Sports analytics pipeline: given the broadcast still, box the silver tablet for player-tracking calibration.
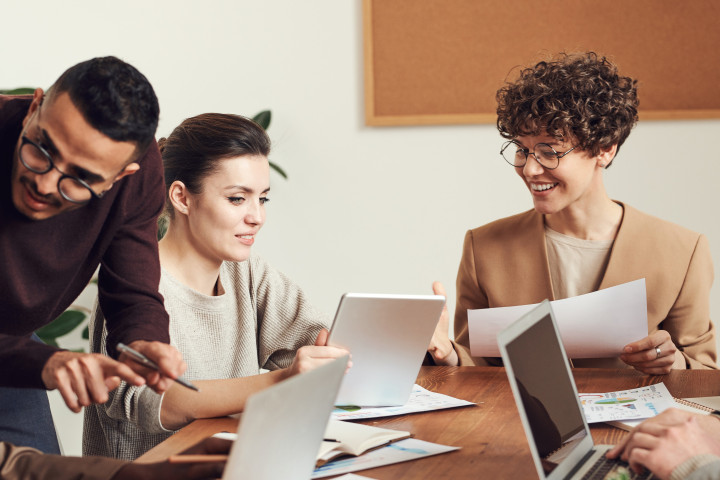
[327,293,445,406]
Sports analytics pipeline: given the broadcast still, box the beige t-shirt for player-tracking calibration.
[545,227,618,367]
[544,226,614,300]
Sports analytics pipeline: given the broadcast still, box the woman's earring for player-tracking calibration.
[599,162,606,167]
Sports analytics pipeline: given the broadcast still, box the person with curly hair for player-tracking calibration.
[426,52,716,373]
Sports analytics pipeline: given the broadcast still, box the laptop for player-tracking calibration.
[327,293,445,406]
[221,355,348,480]
[497,300,653,479]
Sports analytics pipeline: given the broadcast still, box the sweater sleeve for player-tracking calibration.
[671,455,720,480]
[102,381,169,435]
[663,234,717,369]
[0,442,126,480]
[0,334,57,388]
[251,257,331,370]
[89,302,170,434]
[98,143,170,358]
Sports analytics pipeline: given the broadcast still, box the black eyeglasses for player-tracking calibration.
[18,135,105,204]
[500,140,576,170]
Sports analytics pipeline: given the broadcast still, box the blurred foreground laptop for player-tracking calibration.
[327,293,445,406]
[221,355,348,480]
[497,300,653,480]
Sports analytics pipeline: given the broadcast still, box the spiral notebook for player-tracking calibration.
[606,396,714,431]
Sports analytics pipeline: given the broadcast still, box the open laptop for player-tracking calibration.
[497,300,653,480]
[327,293,445,406]
[221,355,348,480]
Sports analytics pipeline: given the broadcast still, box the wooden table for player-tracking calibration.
[137,366,720,478]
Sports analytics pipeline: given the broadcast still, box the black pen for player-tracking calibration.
[117,342,200,392]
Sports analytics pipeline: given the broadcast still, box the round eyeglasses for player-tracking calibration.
[500,140,576,170]
[18,135,105,204]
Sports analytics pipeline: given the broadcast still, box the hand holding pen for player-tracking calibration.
[117,342,199,392]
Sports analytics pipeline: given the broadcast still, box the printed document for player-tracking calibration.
[331,385,475,421]
[311,438,459,479]
[579,383,676,423]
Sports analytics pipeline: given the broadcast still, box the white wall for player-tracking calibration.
[3,0,720,457]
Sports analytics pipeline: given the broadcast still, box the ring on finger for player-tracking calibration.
[655,346,661,359]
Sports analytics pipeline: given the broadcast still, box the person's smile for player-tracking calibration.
[529,181,559,194]
[19,176,62,211]
[235,233,256,246]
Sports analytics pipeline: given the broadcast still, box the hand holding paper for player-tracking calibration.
[620,329,683,375]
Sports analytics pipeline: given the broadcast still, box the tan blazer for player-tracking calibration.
[454,203,717,369]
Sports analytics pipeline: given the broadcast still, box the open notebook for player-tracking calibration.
[498,300,653,479]
[221,356,348,480]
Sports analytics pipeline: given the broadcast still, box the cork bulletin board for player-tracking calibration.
[363,0,720,126]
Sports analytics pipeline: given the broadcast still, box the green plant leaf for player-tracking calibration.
[82,325,89,340]
[252,110,272,130]
[250,110,287,180]
[269,161,288,179]
[35,310,87,343]
[157,215,169,241]
[0,87,35,95]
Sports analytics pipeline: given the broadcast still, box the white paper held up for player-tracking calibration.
[468,279,647,358]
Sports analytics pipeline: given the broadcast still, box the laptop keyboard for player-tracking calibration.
[580,455,653,480]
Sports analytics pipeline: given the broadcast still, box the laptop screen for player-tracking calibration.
[504,310,589,476]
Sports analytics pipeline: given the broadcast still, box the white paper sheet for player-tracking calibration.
[580,382,676,423]
[468,279,647,358]
[331,385,475,421]
[311,438,459,479]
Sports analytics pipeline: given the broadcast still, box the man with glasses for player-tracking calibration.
[0,57,187,453]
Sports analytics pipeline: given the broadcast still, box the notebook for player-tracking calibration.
[607,396,713,431]
[327,293,445,406]
[497,300,653,479]
[221,355,349,480]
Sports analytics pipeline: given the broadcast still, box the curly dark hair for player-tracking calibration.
[496,52,639,162]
